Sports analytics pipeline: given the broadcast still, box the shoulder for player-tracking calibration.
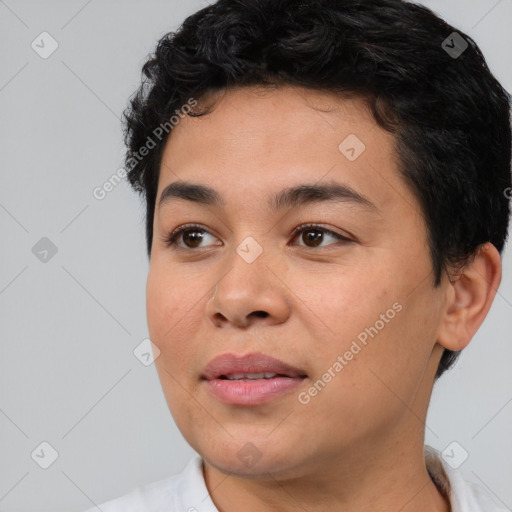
[82,454,211,512]
[425,445,508,512]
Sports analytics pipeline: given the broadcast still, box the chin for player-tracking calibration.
[193,433,308,478]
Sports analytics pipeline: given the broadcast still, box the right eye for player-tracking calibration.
[163,224,221,250]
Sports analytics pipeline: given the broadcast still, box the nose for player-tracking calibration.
[205,246,291,329]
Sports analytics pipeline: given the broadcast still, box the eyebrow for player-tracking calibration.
[158,180,378,212]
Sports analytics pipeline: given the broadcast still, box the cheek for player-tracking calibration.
[146,263,172,341]
[146,262,208,428]
[291,261,435,385]
[146,261,204,362]
[285,263,393,347]
[336,282,443,409]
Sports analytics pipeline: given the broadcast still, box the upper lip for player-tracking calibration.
[202,353,307,380]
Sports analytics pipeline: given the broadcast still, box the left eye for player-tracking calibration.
[291,224,350,248]
[164,223,350,250]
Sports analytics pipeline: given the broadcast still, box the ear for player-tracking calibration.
[437,242,502,352]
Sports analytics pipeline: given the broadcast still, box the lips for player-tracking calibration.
[201,353,307,406]
[202,353,306,380]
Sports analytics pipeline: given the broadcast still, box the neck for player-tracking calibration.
[203,437,451,512]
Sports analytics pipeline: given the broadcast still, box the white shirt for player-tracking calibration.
[84,447,508,511]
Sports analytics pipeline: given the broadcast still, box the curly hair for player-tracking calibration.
[122,0,511,379]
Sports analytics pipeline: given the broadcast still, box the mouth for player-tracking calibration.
[218,372,291,380]
[201,353,307,406]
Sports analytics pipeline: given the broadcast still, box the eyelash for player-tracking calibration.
[163,223,352,250]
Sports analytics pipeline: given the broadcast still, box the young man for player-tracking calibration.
[86,0,511,510]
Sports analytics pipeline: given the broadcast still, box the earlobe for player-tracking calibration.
[437,243,502,352]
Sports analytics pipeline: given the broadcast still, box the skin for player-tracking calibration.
[146,85,501,512]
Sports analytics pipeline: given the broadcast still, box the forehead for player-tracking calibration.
[157,85,413,217]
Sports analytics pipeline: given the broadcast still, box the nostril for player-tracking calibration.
[252,311,269,318]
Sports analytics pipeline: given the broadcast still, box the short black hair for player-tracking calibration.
[122,0,511,379]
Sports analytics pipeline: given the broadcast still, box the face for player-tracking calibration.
[147,86,449,480]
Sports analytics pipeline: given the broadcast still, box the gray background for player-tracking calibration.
[0,0,511,510]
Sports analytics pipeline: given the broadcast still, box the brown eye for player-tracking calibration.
[292,224,351,248]
[301,228,325,247]
[165,224,219,249]
[181,229,206,248]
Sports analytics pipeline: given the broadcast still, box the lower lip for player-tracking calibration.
[204,377,305,405]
